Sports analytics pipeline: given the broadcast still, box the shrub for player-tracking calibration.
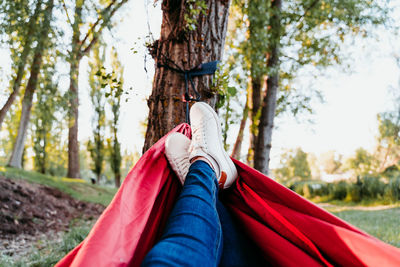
[384,177,400,202]
[330,181,348,200]
[302,183,313,199]
[347,183,361,202]
[360,176,385,199]
[291,183,304,196]
[312,183,330,197]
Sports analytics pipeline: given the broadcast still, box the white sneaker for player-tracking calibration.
[165,132,191,185]
[189,102,238,188]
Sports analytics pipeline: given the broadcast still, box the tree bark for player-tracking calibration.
[231,97,248,160]
[67,57,81,178]
[0,0,43,130]
[254,0,282,175]
[8,0,54,168]
[66,0,83,178]
[142,0,231,152]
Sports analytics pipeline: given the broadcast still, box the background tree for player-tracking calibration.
[274,147,311,181]
[143,0,231,151]
[107,47,123,188]
[226,0,389,174]
[8,0,55,168]
[87,43,106,183]
[320,151,343,174]
[373,112,400,174]
[31,59,64,174]
[346,148,374,176]
[246,0,271,165]
[375,62,400,172]
[255,0,389,174]
[0,0,42,130]
[66,0,129,178]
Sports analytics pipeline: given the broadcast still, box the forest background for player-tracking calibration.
[1,0,400,264]
[0,0,400,203]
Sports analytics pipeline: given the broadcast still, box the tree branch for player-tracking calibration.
[80,0,128,56]
[285,0,320,40]
[79,0,118,51]
[61,0,73,26]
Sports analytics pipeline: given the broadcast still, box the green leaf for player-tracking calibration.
[227,86,237,96]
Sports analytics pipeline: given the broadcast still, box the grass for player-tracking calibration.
[322,203,400,248]
[0,166,118,206]
[0,166,118,266]
[0,219,93,267]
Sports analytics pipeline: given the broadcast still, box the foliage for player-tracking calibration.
[229,0,389,120]
[385,178,400,203]
[106,47,123,187]
[288,180,330,199]
[319,151,343,174]
[0,0,38,62]
[374,109,400,174]
[274,148,311,180]
[345,148,375,176]
[0,96,22,162]
[87,43,107,182]
[289,174,400,203]
[277,0,389,107]
[65,0,129,178]
[211,63,240,150]
[31,52,67,175]
[184,0,208,31]
[90,46,124,186]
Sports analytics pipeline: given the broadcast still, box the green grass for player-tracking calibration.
[0,219,93,267]
[0,166,118,266]
[323,204,400,248]
[0,166,117,206]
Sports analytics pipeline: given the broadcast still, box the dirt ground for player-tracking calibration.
[0,176,105,258]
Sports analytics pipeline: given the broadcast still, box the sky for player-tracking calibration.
[1,1,399,169]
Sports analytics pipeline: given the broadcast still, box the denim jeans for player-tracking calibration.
[142,160,257,267]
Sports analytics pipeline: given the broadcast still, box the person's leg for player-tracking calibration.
[217,198,264,267]
[142,160,222,267]
[143,102,239,266]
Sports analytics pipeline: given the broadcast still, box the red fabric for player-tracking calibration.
[56,124,400,267]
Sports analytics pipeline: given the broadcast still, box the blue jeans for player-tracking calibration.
[142,161,257,267]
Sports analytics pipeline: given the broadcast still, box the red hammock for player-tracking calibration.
[56,124,400,267]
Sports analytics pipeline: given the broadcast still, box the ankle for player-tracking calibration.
[190,156,214,171]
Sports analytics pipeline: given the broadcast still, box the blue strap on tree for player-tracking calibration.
[158,60,219,124]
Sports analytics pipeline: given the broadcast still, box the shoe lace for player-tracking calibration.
[175,154,189,173]
[190,127,206,152]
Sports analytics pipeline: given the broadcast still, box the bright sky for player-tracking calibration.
[1,1,399,169]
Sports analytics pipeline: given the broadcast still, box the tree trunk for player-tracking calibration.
[254,0,282,175]
[8,82,36,168]
[0,90,22,131]
[67,57,81,178]
[247,78,262,166]
[96,173,101,184]
[115,173,121,188]
[67,0,83,178]
[142,0,231,152]
[8,0,54,169]
[231,97,248,160]
[0,0,43,130]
